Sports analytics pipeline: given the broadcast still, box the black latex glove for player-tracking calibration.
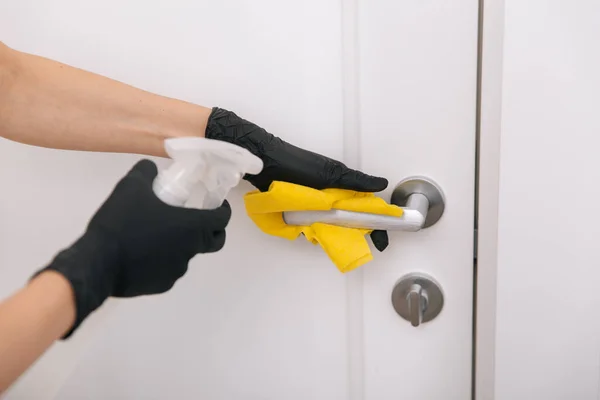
[36,160,231,338]
[205,107,389,251]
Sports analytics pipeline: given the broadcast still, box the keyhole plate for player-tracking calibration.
[391,272,444,325]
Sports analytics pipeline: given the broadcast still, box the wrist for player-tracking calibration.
[39,230,120,338]
[29,270,77,338]
[133,100,212,157]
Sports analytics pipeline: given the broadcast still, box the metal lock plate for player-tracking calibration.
[391,273,444,326]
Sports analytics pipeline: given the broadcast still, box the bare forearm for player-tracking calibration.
[0,271,75,393]
[0,42,210,157]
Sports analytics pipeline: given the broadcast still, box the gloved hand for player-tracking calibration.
[205,107,390,251]
[36,160,231,338]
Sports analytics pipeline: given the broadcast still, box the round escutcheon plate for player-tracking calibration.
[390,176,446,228]
[391,272,444,325]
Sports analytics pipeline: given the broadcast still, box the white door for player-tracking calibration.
[0,1,478,399]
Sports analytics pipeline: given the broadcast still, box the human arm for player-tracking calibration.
[0,160,231,393]
[0,41,389,247]
[0,41,386,194]
[0,271,75,392]
[0,41,210,157]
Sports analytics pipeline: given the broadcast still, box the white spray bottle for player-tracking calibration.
[152,137,263,208]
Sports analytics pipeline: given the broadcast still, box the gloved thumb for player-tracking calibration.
[126,159,159,184]
[370,230,389,252]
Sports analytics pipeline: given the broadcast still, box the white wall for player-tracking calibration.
[492,1,600,399]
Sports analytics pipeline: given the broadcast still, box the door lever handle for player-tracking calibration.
[282,177,445,231]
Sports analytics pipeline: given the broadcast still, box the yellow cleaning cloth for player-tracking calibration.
[244,181,403,273]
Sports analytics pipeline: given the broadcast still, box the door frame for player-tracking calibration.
[474,0,505,399]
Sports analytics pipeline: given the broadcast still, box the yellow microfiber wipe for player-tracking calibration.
[244,181,403,273]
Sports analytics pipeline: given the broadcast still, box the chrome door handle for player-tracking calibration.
[282,176,445,231]
[391,273,444,327]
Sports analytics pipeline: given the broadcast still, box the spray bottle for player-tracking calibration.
[152,137,263,208]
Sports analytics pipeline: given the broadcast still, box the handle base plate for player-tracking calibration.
[391,177,445,229]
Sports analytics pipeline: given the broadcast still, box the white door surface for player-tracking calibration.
[0,1,478,399]
[490,1,600,399]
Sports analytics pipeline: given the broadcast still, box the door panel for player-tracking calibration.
[358,1,477,399]
[0,0,477,399]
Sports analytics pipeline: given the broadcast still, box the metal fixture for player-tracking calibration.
[282,176,445,231]
[391,273,444,327]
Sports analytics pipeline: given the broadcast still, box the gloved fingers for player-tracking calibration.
[125,159,159,184]
[153,277,180,295]
[174,200,233,230]
[246,174,272,192]
[198,229,227,254]
[90,160,159,221]
[174,263,189,280]
[112,260,189,297]
[370,230,389,252]
[211,229,227,252]
[335,168,388,192]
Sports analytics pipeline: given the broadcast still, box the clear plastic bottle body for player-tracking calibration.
[152,160,200,207]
